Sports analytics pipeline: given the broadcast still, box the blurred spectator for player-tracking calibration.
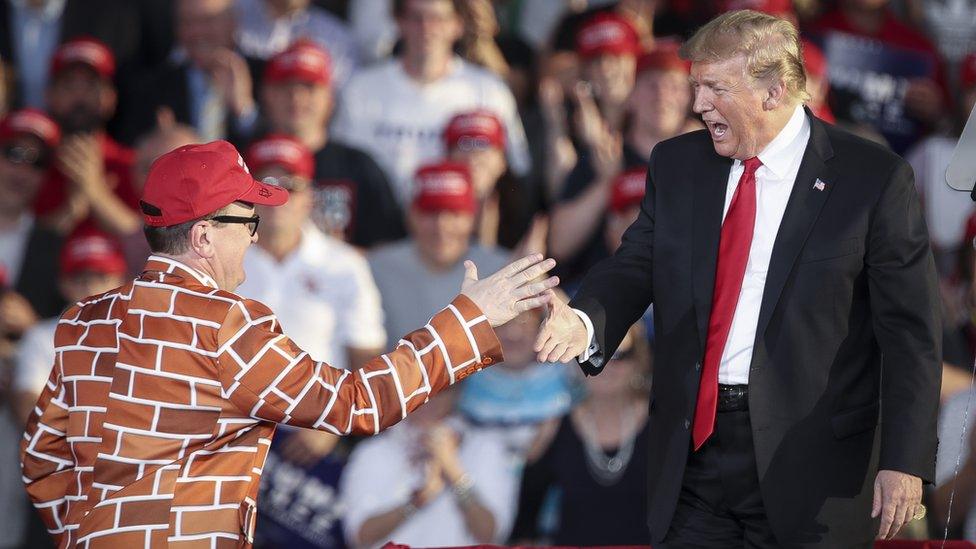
[915,0,976,83]
[12,227,126,425]
[933,384,976,540]
[118,0,259,145]
[942,213,976,391]
[348,0,397,63]
[341,389,517,547]
[260,40,405,248]
[0,109,64,325]
[803,39,836,123]
[332,0,531,207]
[539,11,642,201]
[239,134,386,373]
[368,161,509,349]
[809,0,950,153]
[0,56,7,116]
[718,0,798,26]
[604,167,647,253]
[906,52,976,275]
[549,46,694,286]
[457,0,510,79]
[125,114,200,274]
[0,0,147,110]
[510,324,651,545]
[35,38,142,237]
[235,0,361,88]
[237,134,384,549]
[458,307,575,455]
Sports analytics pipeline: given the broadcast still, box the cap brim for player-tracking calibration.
[239,178,290,206]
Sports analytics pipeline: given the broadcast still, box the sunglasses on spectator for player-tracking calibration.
[2,144,50,169]
[261,175,309,192]
[210,214,260,237]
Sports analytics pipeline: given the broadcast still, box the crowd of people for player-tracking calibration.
[0,0,975,547]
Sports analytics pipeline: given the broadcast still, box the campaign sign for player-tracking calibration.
[823,31,935,154]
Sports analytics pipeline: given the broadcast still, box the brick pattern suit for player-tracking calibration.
[21,256,502,548]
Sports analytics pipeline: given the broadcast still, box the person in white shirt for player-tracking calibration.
[237,133,387,462]
[331,0,531,206]
[340,388,517,548]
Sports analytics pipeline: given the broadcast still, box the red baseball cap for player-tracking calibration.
[0,108,61,149]
[412,162,476,214]
[443,110,505,152]
[264,39,332,86]
[576,13,641,60]
[245,134,315,180]
[719,0,794,16]
[961,52,976,90]
[51,37,116,80]
[636,45,690,75]
[140,140,289,227]
[803,40,828,80]
[610,167,647,212]
[60,228,127,276]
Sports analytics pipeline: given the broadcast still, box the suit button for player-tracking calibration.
[684,419,691,429]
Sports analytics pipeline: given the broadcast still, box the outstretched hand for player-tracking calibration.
[534,290,589,363]
[461,254,559,327]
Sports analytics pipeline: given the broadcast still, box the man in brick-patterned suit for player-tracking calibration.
[19,140,558,548]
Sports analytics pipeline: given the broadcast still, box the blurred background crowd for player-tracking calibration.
[0,0,975,547]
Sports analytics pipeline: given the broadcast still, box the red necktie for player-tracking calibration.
[692,156,762,450]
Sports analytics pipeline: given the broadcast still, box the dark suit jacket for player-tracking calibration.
[569,109,942,547]
[14,223,64,320]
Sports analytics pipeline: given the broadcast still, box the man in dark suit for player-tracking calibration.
[535,10,941,548]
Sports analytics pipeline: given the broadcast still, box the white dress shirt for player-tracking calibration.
[577,105,811,386]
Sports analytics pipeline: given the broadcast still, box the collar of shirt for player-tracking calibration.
[735,104,810,180]
[143,255,219,290]
[9,0,66,21]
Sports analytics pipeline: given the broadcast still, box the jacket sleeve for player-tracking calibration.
[866,158,942,484]
[215,294,503,435]
[20,351,74,544]
[569,146,657,376]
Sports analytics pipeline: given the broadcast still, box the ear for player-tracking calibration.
[763,79,788,111]
[188,220,217,259]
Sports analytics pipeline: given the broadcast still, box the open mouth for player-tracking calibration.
[706,121,729,140]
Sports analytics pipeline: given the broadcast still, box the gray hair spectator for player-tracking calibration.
[260,40,404,248]
[332,0,531,207]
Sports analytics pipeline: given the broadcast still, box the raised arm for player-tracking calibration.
[216,255,558,435]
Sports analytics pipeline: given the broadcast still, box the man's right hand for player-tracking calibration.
[534,290,589,363]
[461,254,559,327]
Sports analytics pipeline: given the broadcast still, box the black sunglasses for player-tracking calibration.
[211,214,260,236]
[2,144,50,169]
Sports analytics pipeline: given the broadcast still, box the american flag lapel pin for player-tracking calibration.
[813,179,826,191]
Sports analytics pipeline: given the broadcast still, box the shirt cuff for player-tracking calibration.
[571,308,600,365]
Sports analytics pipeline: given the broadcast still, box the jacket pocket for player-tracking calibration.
[831,401,879,439]
[799,237,863,264]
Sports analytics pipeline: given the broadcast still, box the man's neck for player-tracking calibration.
[749,104,799,159]
[400,52,453,84]
[296,125,328,152]
[414,244,464,273]
[257,228,303,263]
[841,3,886,35]
[626,125,667,159]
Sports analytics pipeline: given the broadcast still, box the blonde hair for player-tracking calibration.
[680,10,810,103]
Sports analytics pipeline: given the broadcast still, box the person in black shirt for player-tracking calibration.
[511,324,652,546]
[260,39,404,248]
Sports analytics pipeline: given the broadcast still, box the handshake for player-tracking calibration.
[459,253,591,365]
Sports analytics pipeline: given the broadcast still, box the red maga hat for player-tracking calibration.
[140,140,289,227]
[412,162,476,214]
[443,110,505,152]
[51,37,116,80]
[245,134,315,179]
[610,167,648,212]
[264,39,332,86]
[576,13,641,60]
[0,108,61,149]
[961,52,976,90]
[60,228,127,276]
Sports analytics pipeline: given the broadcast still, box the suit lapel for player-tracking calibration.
[691,150,733,353]
[753,110,836,342]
